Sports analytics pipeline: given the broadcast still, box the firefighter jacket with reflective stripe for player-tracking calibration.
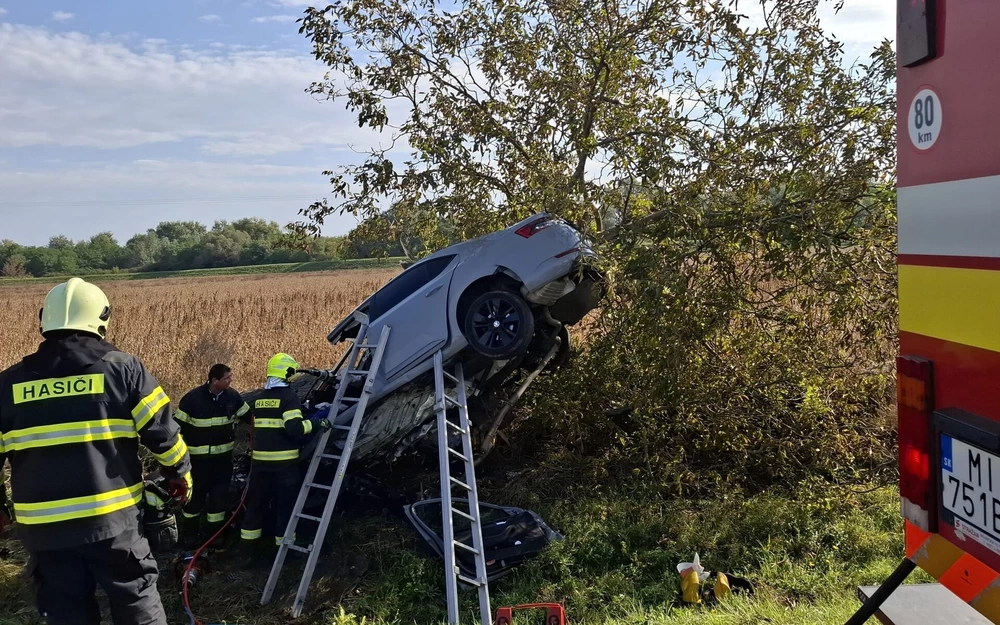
[250,386,310,470]
[174,384,249,457]
[0,333,192,552]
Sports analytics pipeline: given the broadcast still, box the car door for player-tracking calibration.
[367,254,458,379]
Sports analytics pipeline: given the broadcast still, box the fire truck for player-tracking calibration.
[848,1,1000,623]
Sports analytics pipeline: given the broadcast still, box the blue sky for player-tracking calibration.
[0,0,893,246]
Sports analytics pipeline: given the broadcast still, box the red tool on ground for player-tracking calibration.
[494,603,566,625]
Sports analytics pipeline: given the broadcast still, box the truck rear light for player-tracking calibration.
[897,355,935,531]
[516,216,553,238]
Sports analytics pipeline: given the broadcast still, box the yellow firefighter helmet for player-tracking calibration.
[40,277,112,338]
[266,353,298,380]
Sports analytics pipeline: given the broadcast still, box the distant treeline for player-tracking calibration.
[0,218,348,278]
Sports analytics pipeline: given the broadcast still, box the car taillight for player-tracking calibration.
[516,216,553,238]
[897,355,935,532]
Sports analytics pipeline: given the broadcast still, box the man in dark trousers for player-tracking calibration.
[0,277,193,625]
[237,352,327,564]
[174,363,250,545]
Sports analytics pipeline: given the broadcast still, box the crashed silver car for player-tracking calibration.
[286,212,604,467]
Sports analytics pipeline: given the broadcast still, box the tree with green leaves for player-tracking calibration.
[48,235,74,250]
[294,0,897,490]
[1,254,27,278]
[154,221,208,244]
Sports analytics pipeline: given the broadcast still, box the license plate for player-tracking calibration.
[941,434,1000,554]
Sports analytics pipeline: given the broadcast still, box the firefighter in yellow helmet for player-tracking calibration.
[237,353,327,564]
[0,277,192,625]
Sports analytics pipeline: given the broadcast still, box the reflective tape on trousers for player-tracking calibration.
[252,449,298,461]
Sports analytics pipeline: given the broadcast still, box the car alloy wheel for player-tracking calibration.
[463,289,535,360]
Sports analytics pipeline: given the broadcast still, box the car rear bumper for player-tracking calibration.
[549,267,604,325]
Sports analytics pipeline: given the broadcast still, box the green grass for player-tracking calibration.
[0,453,929,625]
[0,258,406,285]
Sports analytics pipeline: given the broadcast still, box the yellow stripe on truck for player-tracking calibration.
[973,582,1000,623]
[899,264,1000,353]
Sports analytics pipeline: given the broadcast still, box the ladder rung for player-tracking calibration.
[447,447,469,463]
[320,453,342,460]
[332,425,353,431]
[443,371,459,384]
[454,540,480,555]
[355,342,377,349]
[444,394,462,407]
[458,574,485,586]
[449,476,472,490]
[450,507,476,522]
[445,420,467,434]
[339,397,360,403]
[307,482,333,491]
[297,513,322,523]
[346,369,368,375]
[285,543,311,554]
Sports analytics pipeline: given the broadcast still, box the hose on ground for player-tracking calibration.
[182,423,255,625]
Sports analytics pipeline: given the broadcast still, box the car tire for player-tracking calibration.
[462,289,535,360]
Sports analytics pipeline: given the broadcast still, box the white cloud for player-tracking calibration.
[51,11,74,22]
[0,22,408,242]
[269,0,317,6]
[0,8,8,16]
[251,15,298,23]
[736,0,892,61]
[818,0,894,54]
[0,23,399,154]
[199,14,222,22]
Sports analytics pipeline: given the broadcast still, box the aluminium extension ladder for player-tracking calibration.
[259,331,492,625]
[433,349,492,625]
[260,322,391,617]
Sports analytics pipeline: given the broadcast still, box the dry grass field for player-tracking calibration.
[0,269,400,398]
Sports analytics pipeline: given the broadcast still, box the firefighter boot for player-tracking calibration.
[178,512,202,549]
[232,538,271,569]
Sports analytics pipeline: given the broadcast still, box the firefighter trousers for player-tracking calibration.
[181,453,234,525]
[240,464,300,545]
[27,524,167,625]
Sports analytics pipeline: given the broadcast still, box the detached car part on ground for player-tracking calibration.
[246,212,604,471]
[403,498,564,584]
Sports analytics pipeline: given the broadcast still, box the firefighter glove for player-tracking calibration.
[311,414,332,430]
[168,471,194,508]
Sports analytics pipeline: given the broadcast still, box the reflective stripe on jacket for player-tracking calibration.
[174,384,249,455]
[0,333,192,551]
[250,386,309,469]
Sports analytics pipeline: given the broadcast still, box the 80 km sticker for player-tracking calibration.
[909,88,941,150]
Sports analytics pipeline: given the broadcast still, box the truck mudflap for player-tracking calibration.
[905,520,1000,623]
